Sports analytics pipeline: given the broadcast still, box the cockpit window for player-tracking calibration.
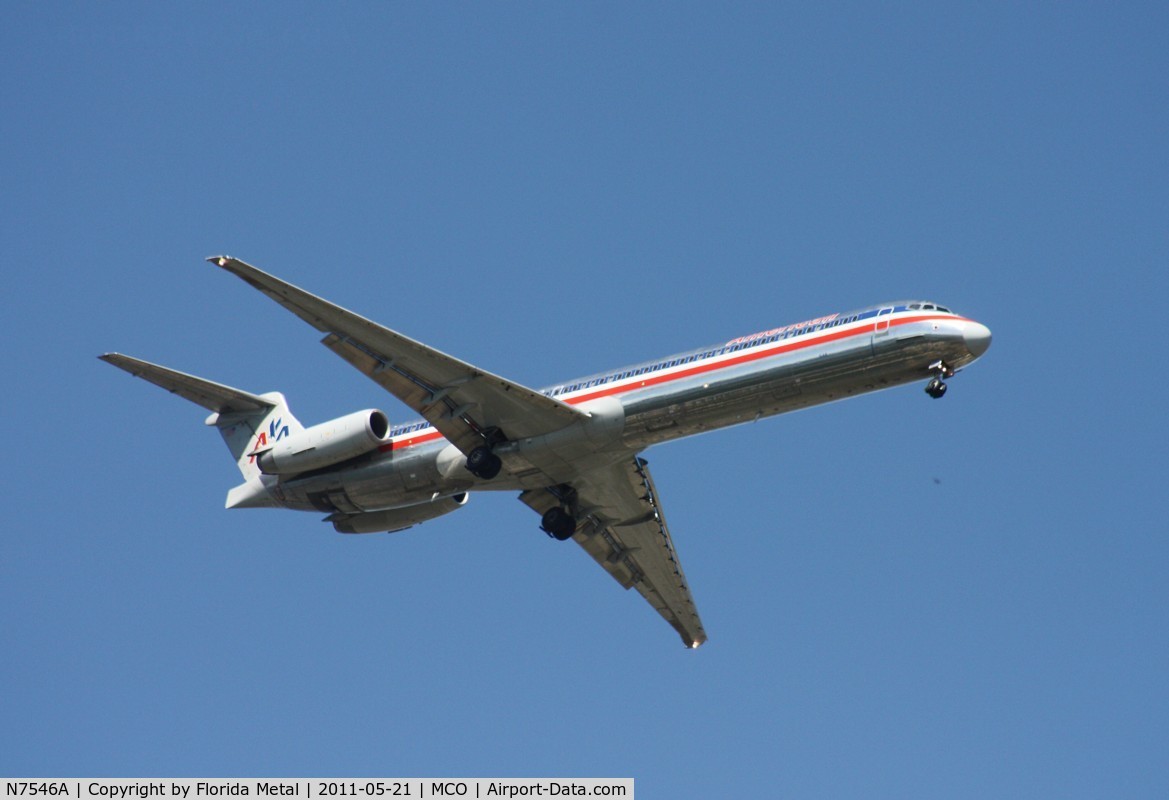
[909,303,921,310]
[924,303,935,310]
[938,306,951,313]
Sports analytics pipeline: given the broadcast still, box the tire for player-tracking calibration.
[541,507,576,541]
[466,447,502,480]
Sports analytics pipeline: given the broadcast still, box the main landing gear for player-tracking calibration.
[465,446,502,480]
[925,360,955,399]
[541,506,578,541]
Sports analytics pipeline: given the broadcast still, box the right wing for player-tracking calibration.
[209,258,706,645]
[520,456,707,648]
[211,256,587,457]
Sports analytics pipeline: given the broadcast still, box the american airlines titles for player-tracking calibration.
[725,313,841,347]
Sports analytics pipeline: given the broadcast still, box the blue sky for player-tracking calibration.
[3,3,1167,795]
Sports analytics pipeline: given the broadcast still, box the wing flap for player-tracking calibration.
[521,457,707,648]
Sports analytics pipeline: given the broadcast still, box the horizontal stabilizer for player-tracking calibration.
[99,353,274,414]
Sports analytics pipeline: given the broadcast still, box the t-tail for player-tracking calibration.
[98,353,304,507]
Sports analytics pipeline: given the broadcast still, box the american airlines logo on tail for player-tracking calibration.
[249,418,290,462]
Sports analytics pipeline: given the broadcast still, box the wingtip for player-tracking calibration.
[99,353,143,377]
[207,255,274,293]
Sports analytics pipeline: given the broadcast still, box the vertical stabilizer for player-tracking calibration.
[205,392,306,479]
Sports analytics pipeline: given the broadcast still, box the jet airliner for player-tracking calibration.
[102,257,992,647]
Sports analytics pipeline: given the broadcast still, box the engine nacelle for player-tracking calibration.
[256,409,390,475]
[330,493,470,534]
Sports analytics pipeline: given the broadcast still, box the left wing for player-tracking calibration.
[210,256,586,456]
[520,456,707,648]
[213,257,706,646]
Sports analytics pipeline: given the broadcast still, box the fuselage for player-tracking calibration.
[268,301,991,514]
[104,257,998,644]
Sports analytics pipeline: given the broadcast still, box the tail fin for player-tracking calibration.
[205,392,305,480]
[98,353,305,479]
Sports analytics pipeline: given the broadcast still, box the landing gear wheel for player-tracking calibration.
[541,507,577,541]
[924,360,953,399]
[466,446,502,480]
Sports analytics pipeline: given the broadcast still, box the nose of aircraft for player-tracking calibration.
[964,321,992,358]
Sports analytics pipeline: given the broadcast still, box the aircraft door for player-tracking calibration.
[871,307,894,351]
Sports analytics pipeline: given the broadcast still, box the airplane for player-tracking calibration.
[101,256,992,648]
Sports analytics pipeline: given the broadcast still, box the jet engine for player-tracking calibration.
[256,409,390,475]
[329,493,470,534]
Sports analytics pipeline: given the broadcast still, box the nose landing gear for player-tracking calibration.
[925,360,955,399]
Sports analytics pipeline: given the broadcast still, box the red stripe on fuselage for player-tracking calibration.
[378,314,959,452]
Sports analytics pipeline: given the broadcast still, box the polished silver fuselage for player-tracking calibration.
[103,258,994,645]
[269,306,990,515]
